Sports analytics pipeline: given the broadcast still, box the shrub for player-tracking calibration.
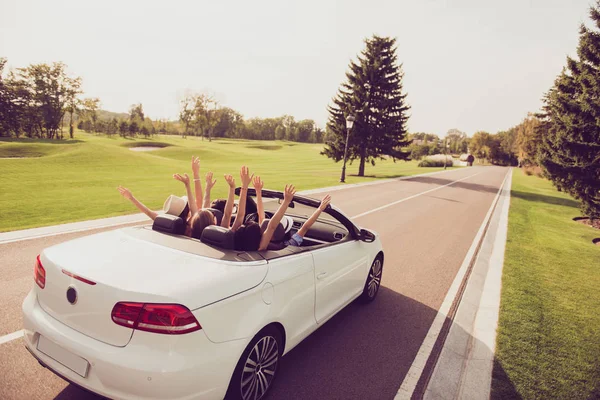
[523,166,544,178]
[418,154,453,167]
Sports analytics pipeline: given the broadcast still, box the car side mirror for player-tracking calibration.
[359,229,375,243]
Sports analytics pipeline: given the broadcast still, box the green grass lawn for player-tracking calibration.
[0,131,451,232]
[492,171,600,399]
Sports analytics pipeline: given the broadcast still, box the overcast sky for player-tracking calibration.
[0,0,593,135]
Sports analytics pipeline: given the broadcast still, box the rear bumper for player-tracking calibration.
[22,289,246,400]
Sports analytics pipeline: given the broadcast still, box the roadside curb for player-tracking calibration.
[0,167,463,244]
[423,168,513,400]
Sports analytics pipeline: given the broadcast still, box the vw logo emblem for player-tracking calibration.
[66,286,78,305]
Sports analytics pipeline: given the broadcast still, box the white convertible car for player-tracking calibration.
[22,189,384,400]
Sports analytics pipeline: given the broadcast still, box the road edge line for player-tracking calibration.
[394,169,510,399]
[0,329,24,345]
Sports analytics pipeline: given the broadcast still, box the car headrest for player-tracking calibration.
[201,225,235,249]
[260,216,294,242]
[152,214,186,235]
[204,208,224,226]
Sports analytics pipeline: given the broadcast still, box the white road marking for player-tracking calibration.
[351,172,481,219]
[0,329,23,345]
[395,169,510,399]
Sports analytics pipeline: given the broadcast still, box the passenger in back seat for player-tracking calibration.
[220,166,297,251]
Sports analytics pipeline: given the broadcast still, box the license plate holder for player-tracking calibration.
[37,335,90,378]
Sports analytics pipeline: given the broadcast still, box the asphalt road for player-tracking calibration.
[0,166,508,400]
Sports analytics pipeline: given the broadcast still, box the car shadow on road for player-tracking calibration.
[52,287,521,400]
[404,176,502,195]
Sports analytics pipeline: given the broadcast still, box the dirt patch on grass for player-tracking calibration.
[573,217,600,230]
[129,147,163,152]
[246,144,283,151]
[121,141,171,149]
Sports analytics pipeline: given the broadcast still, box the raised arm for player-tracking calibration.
[221,174,236,228]
[258,184,296,251]
[191,156,203,211]
[231,166,253,232]
[203,171,217,209]
[297,194,331,238]
[173,173,198,216]
[252,175,265,225]
[117,186,158,220]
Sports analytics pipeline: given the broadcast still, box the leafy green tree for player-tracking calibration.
[7,62,79,139]
[64,76,82,139]
[446,129,468,154]
[470,131,493,162]
[179,96,194,138]
[80,98,100,132]
[140,125,149,137]
[515,114,543,166]
[538,1,600,218]
[129,103,145,122]
[323,35,411,176]
[107,118,118,136]
[296,120,315,142]
[118,120,129,137]
[128,121,139,137]
[0,58,21,137]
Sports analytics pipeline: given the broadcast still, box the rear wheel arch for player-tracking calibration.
[376,251,384,265]
[262,322,286,354]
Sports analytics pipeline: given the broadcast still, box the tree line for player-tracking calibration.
[0,58,326,143]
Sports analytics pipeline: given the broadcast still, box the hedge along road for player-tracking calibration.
[0,166,508,400]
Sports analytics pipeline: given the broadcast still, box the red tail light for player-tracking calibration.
[111,302,201,335]
[34,255,46,289]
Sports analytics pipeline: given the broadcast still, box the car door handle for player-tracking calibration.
[317,272,327,280]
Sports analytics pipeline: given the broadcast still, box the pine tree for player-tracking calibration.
[322,35,411,176]
[539,2,600,219]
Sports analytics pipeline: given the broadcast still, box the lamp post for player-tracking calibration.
[444,139,450,170]
[340,114,355,183]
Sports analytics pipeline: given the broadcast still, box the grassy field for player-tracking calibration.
[0,132,450,232]
[492,171,600,399]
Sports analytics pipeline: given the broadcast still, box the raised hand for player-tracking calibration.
[224,174,236,189]
[240,165,253,188]
[191,156,200,176]
[252,175,264,191]
[318,194,332,211]
[283,184,296,203]
[117,186,133,200]
[205,171,217,190]
[173,173,190,186]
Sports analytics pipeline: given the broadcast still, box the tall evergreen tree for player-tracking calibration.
[323,35,411,176]
[539,2,600,219]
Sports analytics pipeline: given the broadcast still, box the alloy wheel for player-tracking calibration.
[240,335,279,400]
[368,258,382,298]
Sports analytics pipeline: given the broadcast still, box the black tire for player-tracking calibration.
[225,326,283,400]
[359,255,383,303]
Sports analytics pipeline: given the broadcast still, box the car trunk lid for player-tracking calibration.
[37,227,267,347]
